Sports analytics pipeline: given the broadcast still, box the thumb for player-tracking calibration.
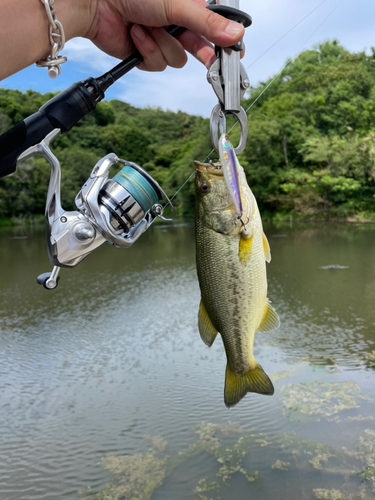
[165,0,245,47]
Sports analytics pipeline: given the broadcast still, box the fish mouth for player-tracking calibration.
[194,161,223,177]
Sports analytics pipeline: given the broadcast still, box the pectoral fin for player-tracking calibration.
[239,233,253,266]
[257,301,280,332]
[262,232,271,263]
[198,300,218,347]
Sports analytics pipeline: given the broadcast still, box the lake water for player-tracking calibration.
[0,220,374,500]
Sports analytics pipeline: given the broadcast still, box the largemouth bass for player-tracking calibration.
[195,146,280,408]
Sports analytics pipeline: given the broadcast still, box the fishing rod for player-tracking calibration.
[0,0,251,290]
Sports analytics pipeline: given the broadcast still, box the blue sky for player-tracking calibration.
[2,0,375,117]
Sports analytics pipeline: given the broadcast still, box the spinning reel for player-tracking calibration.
[19,129,173,290]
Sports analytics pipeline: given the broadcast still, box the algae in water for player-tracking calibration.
[193,478,219,500]
[80,423,375,500]
[272,365,301,381]
[347,416,375,423]
[100,449,167,500]
[364,351,375,364]
[313,489,346,500]
[280,381,368,422]
[271,460,290,470]
[143,435,167,452]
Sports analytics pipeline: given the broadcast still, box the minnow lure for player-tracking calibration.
[218,133,244,217]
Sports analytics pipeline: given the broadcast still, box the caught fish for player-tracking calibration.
[194,145,280,408]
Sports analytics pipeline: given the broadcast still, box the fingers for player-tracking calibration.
[178,30,216,69]
[164,0,245,48]
[131,24,246,72]
[179,30,245,69]
[89,0,246,73]
[131,25,187,71]
[129,0,247,73]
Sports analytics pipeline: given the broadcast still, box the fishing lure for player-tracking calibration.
[218,133,244,217]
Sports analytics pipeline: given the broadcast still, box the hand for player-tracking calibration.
[0,0,245,80]
[86,0,245,71]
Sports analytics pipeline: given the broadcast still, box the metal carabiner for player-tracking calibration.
[210,103,248,155]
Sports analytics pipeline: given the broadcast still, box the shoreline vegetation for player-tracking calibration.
[1,212,375,228]
[1,40,374,225]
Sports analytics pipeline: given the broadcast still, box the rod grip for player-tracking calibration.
[0,113,54,178]
[0,79,101,178]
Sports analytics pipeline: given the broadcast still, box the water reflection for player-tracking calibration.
[0,221,374,499]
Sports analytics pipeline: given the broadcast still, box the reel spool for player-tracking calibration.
[98,164,163,234]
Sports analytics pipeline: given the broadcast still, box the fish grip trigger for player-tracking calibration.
[207,1,251,155]
[207,4,252,52]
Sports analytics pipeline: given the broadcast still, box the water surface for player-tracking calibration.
[0,221,374,500]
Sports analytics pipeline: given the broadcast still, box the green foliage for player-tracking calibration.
[1,40,375,219]
[0,112,11,134]
[93,101,115,126]
[241,40,375,217]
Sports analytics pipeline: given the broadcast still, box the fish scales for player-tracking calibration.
[194,156,280,407]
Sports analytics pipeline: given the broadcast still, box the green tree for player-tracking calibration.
[1,40,375,221]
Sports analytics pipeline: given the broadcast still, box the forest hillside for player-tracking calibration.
[0,40,374,222]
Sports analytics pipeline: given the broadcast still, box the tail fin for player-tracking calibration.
[224,362,274,408]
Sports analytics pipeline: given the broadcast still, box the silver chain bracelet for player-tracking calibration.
[36,0,67,79]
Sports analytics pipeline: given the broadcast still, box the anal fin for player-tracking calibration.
[224,362,274,408]
[257,301,280,332]
[198,300,218,347]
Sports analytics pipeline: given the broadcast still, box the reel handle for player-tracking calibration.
[37,267,60,290]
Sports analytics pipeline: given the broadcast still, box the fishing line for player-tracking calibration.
[245,0,330,71]
[113,165,160,212]
[166,170,196,207]
[166,0,345,207]
[295,0,345,53]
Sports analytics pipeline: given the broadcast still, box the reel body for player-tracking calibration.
[18,129,173,289]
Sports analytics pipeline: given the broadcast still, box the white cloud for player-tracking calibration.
[64,38,218,116]
[64,38,118,74]
[114,56,217,116]
[7,0,373,117]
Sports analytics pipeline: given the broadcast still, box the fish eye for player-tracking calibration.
[200,182,211,194]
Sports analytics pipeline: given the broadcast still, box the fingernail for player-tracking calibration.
[132,24,146,41]
[224,22,243,38]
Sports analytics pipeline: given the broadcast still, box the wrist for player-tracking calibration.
[55,0,96,41]
[0,0,97,80]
